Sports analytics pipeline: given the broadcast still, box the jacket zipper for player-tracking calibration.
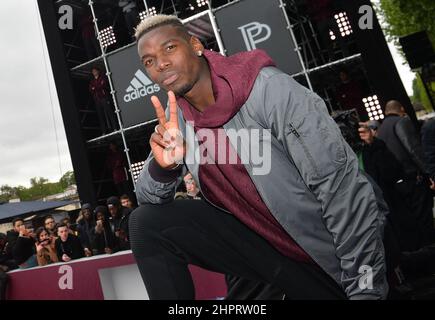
[288,123,320,177]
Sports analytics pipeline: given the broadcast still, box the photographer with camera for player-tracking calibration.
[107,196,132,252]
[35,227,58,266]
[93,206,115,255]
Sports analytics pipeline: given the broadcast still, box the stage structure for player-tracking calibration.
[37,0,414,205]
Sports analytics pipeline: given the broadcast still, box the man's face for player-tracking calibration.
[83,210,91,220]
[121,198,132,208]
[137,25,204,96]
[96,212,105,221]
[108,205,118,217]
[184,174,198,194]
[339,71,349,82]
[58,226,69,241]
[92,68,99,78]
[13,220,24,233]
[45,218,55,231]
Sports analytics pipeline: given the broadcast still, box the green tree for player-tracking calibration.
[376,0,435,110]
[0,184,17,202]
[59,171,76,189]
[411,74,432,112]
[377,0,435,48]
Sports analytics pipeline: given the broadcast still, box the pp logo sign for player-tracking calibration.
[238,22,271,51]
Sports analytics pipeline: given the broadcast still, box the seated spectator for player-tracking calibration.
[93,206,115,255]
[61,217,77,235]
[0,233,17,271]
[120,194,136,209]
[184,172,202,200]
[13,223,37,269]
[107,196,132,251]
[4,218,24,268]
[55,224,85,262]
[44,215,57,237]
[76,203,95,257]
[35,227,58,266]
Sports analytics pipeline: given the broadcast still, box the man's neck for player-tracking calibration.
[183,60,215,112]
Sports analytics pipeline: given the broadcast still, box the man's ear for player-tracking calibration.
[190,36,204,53]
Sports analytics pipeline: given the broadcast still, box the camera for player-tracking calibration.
[331,109,364,153]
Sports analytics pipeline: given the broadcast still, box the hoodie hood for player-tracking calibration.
[177,49,275,128]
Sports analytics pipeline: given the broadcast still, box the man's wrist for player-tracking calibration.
[148,159,182,183]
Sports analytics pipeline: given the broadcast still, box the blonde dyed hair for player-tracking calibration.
[134,14,185,41]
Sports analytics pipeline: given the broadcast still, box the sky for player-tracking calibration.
[0,0,72,188]
[0,0,415,188]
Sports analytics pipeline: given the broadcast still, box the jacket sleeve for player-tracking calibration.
[76,224,90,249]
[72,237,85,259]
[135,154,186,205]
[12,237,34,265]
[55,239,63,261]
[395,117,427,175]
[421,120,435,180]
[257,70,388,299]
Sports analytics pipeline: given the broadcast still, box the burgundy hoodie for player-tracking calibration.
[177,50,314,264]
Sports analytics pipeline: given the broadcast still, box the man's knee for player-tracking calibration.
[129,204,162,237]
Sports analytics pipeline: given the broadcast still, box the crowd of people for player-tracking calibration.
[0,194,136,277]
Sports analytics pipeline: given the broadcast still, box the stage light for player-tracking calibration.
[329,30,336,40]
[131,161,146,183]
[139,7,157,20]
[196,0,207,8]
[363,95,384,121]
[99,26,116,48]
[335,12,353,37]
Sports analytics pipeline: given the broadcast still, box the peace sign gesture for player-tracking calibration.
[149,91,185,169]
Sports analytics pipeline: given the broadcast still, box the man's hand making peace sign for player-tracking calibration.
[149,91,186,170]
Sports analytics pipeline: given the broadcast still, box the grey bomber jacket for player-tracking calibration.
[135,67,389,299]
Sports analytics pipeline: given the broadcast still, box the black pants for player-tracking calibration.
[396,177,435,251]
[129,200,346,300]
[95,98,117,134]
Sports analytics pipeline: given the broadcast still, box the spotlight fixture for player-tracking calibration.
[196,0,207,8]
[131,161,146,183]
[139,7,157,20]
[363,95,384,121]
[99,26,116,48]
[329,30,336,41]
[334,12,353,37]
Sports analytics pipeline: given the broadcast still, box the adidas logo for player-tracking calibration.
[123,70,160,103]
